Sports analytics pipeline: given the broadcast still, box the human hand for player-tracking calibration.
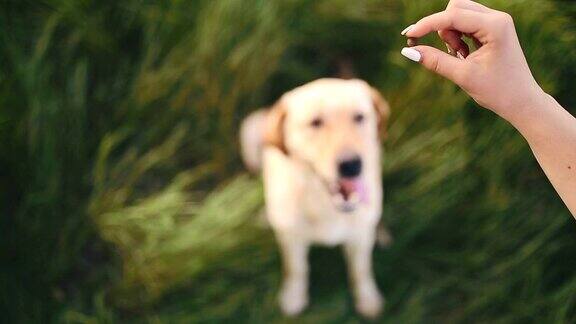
[401,0,547,123]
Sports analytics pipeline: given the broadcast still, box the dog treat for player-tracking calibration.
[407,37,418,47]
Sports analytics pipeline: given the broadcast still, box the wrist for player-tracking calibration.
[505,89,559,138]
[498,86,550,130]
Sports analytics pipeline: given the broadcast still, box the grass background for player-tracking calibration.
[1,0,576,322]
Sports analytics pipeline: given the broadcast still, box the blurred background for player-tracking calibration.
[1,0,576,322]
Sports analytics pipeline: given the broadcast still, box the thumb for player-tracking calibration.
[401,45,465,83]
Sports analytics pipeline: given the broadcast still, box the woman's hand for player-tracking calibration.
[401,0,576,217]
[401,0,546,124]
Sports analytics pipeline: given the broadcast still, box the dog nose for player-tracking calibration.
[338,156,362,178]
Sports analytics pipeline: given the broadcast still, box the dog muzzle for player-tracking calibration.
[331,178,369,213]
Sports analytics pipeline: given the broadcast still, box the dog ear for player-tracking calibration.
[264,100,287,154]
[370,87,390,139]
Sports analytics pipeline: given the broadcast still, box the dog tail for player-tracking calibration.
[239,109,268,173]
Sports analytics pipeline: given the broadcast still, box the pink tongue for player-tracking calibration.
[338,178,368,203]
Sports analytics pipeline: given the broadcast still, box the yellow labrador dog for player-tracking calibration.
[240,78,390,318]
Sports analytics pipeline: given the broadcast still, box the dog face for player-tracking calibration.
[265,78,389,212]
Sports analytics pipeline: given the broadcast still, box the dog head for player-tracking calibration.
[264,78,389,212]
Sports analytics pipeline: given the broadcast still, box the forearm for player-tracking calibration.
[508,92,576,216]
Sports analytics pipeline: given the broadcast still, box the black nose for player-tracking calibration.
[338,157,362,178]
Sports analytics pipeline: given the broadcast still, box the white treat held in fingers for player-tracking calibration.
[401,47,421,62]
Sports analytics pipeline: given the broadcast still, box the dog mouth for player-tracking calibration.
[330,178,368,212]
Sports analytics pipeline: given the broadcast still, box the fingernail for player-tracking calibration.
[401,47,421,62]
[457,51,465,60]
[401,24,415,36]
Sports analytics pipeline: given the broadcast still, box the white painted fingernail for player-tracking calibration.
[457,51,465,60]
[401,47,421,62]
[401,24,415,35]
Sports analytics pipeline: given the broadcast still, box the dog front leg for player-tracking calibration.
[277,233,309,316]
[344,231,383,319]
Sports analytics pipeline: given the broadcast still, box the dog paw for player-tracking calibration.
[355,288,384,319]
[279,280,308,316]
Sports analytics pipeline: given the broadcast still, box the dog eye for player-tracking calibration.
[353,113,365,124]
[310,117,323,128]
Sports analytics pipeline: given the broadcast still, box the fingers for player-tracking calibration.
[438,29,470,57]
[405,9,488,39]
[401,45,468,84]
[447,0,490,13]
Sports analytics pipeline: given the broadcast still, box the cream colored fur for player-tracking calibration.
[240,78,390,318]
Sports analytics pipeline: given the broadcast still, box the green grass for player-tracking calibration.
[1,0,576,323]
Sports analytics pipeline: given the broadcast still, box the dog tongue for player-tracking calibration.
[338,178,368,203]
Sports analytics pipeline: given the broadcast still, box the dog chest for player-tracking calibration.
[301,189,357,245]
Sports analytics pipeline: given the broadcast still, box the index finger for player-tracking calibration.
[406,9,488,39]
[446,0,490,13]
